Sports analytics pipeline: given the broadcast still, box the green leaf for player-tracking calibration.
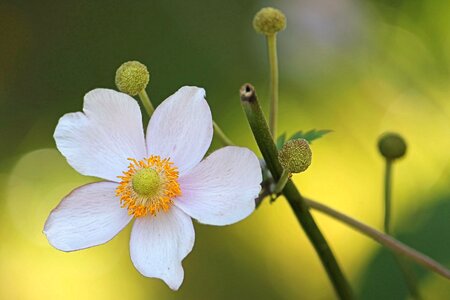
[288,129,332,144]
[276,132,287,149]
[276,129,332,149]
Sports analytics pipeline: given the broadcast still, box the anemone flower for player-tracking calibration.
[44,86,262,290]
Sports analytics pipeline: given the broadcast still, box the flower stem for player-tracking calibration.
[384,160,392,233]
[266,34,279,139]
[305,197,450,280]
[273,169,290,195]
[240,83,353,300]
[213,121,235,146]
[384,159,422,299]
[138,89,154,116]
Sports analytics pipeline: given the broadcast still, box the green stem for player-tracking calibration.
[213,121,235,146]
[138,89,154,116]
[384,159,422,299]
[305,197,450,280]
[384,160,392,233]
[240,84,353,300]
[273,169,290,194]
[266,34,279,139]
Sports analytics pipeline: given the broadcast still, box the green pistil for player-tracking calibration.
[132,168,161,197]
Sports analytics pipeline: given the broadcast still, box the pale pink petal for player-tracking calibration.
[146,86,213,176]
[44,182,132,251]
[54,88,147,182]
[130,207,194,290]
[175,146,262,226]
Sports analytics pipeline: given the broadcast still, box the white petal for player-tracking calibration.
[54,88,147,182]
[43,182,132,251]
[146,86,213,175]
[130,207,194,290]
[175,146,262,226]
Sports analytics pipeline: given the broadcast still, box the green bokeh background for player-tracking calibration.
[1,0,449,299]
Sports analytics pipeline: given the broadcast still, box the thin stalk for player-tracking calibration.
[138,89,154,116]
[305,197,450,280]
[266,34,279,139]
[213,121,235,146]
[240,83,353,300]
[384,159,422,299]
[384,160,392,233]
[273,169,290,195]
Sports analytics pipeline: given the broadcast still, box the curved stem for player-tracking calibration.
[266,34,279,139]
[305,197,450,280]
[273,169,289,194]
[138,89,154,116]
[213,121,235,146]
[240,84,353,300]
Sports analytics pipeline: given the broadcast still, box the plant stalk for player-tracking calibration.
[213,121,235,146]
[384,159,422,299]
[273,169,290,194]
[305,197,450,280]
[138,89,154,116]
[384,160,392,233]
[240,83,353,300]
[266,34,279,139]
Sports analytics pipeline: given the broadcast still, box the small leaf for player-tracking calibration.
[288,129,332,144]
[276,132,287,149]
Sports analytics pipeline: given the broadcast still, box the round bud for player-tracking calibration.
[115,61,150,96]
[278,139,312,173]
[378,132,407,160]
[253,7,286,35]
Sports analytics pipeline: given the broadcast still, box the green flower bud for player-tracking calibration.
[378,132,407,160]
[115,61,150,96]
[278,139,312,173]
[253,7,286,35]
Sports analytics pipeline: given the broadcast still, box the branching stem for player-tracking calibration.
[241,83,353,300]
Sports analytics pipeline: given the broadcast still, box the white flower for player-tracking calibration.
[43,87,262,290]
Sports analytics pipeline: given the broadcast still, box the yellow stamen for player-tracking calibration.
[116,156,181,217]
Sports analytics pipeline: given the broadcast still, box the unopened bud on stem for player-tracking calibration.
[278,139,312,173]
[378,132,407,160]
[115,61,150,96]
[253,7,286,35]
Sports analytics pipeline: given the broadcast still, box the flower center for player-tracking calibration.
[132,168,161,197]
[116,156,181,218]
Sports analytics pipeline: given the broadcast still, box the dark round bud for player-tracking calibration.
[378,132,407,160]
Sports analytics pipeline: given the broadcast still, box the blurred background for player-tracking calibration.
[0,0,449,299]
